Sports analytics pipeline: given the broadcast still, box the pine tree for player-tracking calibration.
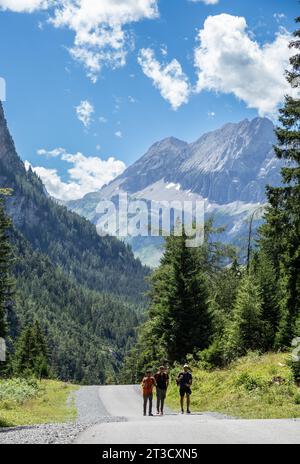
[224,274,264,361]
[150,233,212,363]
[31,321,50,379]
[13,322,49,378]
[210,259,243,339]
[252,252,280,350]
[260,17,300,347]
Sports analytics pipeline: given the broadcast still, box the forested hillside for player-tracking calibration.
[0,103,149,383]
[10,229,143,383]
[0,103,148,302]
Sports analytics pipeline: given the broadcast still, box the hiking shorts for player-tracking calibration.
[180,386,192,397]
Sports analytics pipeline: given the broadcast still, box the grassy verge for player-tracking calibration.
[0,378,78,427]
[166,353,300,419]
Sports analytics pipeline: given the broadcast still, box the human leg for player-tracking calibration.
[186,394,191,413]
[149,394,153,415]
[160,389,166,414]
[143,394,148,416]
[156,388,161,413]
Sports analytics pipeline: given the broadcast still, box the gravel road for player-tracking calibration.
[0,386,126,445]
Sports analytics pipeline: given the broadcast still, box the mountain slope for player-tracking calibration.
[172,118,280,203]
[11,229,141,384]
[67,118,283,266]
[0,103,148,301]
[0,102,149,383]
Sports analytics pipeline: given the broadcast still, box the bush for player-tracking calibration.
[287,352,300,385]
[290,361,300,384]
[294,392,300,405]
[235,372,266,392]
[0,378,40,404]
[197,340,225,370]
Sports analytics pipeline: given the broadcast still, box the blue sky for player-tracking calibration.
[0,0,298,200]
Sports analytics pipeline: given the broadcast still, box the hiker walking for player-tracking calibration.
[154,365,169,416]
[177,364,193,415]
[141,370,156,416]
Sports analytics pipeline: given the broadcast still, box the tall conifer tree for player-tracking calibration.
[150,233,212,363]
[225,274,264,361]
[260,17,300,347]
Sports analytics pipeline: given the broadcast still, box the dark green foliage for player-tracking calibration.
[209,259,242,341]
[149,232,212,364]
[196,339,225,370]
[9,229,142,384]
[259,17,300,349]
[120,318,168,384]
[224,274,264,361]
[0,191,13,340]
[290,341,300,384]
[251,252,280,350]
[291,361,300,384]
[12,321,49,379]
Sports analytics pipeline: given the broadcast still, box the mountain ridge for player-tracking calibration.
[66,117,283,267]
[68,116,281,208]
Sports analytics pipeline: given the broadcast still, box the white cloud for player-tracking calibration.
[128,95,136,103]
[138,48,190,110]
[27,149,126,201]
[76,100,94,128]
[51,0,159,82]
[0,0,49,13]
[274,13,286,24]
[160,44,168,56]
[37,147,66,157]
[99,116,108,124]
[115,130,123,138]
[194,14,295,117]
[189,0,219,4]
[0,0,159,81]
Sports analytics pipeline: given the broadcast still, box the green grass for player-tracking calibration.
[167,353,300,419]
[0,378,78,427]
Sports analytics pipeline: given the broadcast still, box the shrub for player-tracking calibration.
[294,392,300,405]
[197,340,225,370]
[235,373,265,392]
[290,360,300,385]
[0,378,39,404]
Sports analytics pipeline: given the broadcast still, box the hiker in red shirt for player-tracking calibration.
[141,370,156,416]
